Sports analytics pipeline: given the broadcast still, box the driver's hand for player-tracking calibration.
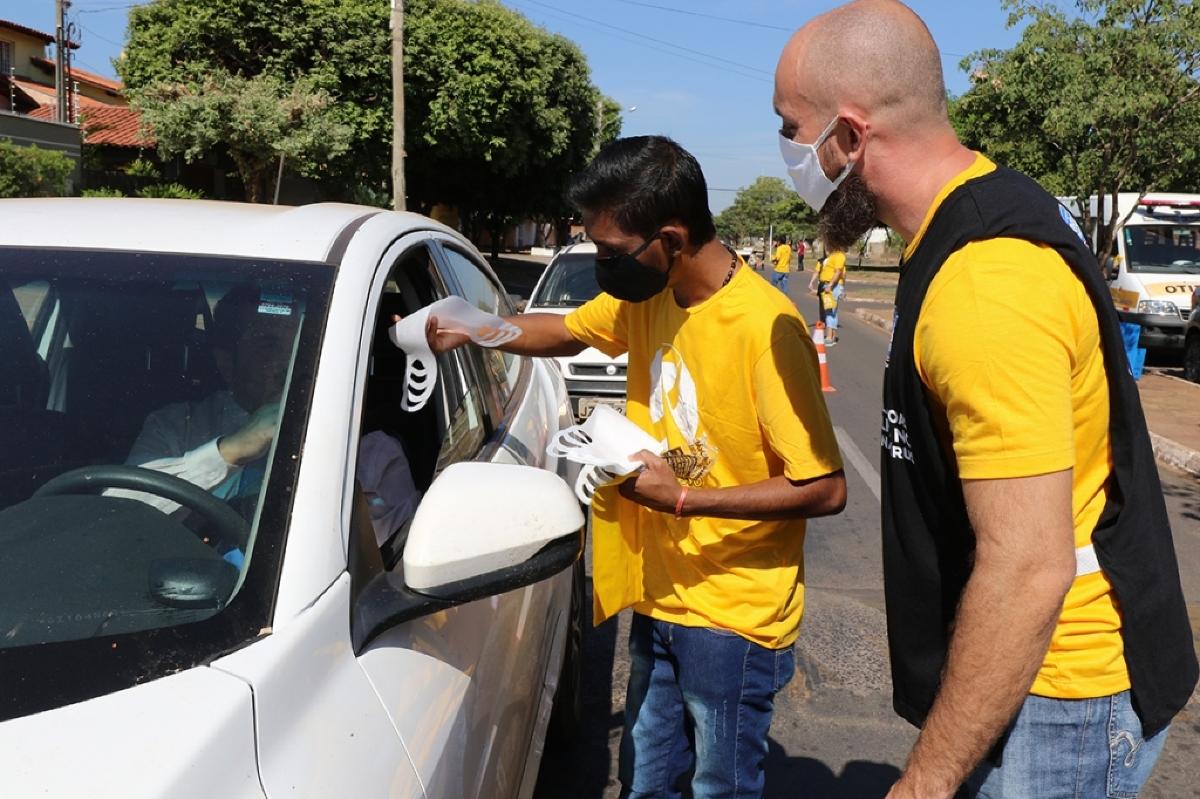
[218,402,280,465]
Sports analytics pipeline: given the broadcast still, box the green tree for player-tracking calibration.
[953,0,1200,260]
[120,0,616,234]
[120,0,389,197]
[129,71,352,203]
[0,142,74,198]
[714,177,818,246]
[404,0,617,256]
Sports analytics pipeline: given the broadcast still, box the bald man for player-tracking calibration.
[775,2,1196,798]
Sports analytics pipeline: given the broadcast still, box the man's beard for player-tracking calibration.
[818,172,879,253]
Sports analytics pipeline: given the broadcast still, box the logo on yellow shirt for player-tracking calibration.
[650,345,718,485]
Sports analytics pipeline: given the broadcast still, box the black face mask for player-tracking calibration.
[595,234,670,303]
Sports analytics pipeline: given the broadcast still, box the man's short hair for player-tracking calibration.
[567,136,717,245]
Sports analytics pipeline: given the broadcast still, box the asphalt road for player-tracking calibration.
[519,266,1200,798]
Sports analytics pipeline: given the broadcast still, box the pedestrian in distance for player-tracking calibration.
[770,234,792,294]
[809,247,847,345]
[775,2,1196,798]
[423,135,847,799]
[797,237,807,271]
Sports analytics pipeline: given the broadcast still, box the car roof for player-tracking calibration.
[554,241,598,256]
[0,198,449,264]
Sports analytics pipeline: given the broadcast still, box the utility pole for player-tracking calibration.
[391,0,406,212]
[54,0,68,124]
[594,96,603,154]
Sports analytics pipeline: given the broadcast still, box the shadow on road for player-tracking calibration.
[1162,472,1200,523]
[764,742,900,798]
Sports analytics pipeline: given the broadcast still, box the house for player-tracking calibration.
[0,19,152,161]
[0,18,227,198]
[0,19,81,190]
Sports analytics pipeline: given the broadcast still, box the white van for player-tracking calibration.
[1062,193,1200,349]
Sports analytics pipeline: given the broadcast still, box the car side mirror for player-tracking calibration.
[507,293,528,313]
[351,462,584,651]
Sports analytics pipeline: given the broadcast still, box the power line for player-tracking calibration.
[515,0,773,81]
[511,1,769,83]
[610,0,973,62]
[75,3,142,15]
[75,22,124,49]
[610,0,794,33]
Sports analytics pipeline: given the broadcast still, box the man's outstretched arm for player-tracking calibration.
[419,311,588,358]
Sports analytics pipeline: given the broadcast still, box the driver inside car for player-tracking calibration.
[110,284,295,528]
[110,285,420,561]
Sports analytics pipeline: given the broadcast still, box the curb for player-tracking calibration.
[1151,432,1200,478]
[852,310,1200,478]
[853,307,892,332]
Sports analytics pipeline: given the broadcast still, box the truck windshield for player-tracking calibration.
[0,247,331,721]
[1124,225,1200,274]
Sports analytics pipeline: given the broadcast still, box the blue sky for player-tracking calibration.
[1,0,1026,211]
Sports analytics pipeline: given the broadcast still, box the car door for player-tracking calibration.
[351,236,572,799]
[432,240,576,793]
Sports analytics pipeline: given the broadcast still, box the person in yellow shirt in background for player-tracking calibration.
[770,234,792,293]
[776,2,1196,798]
[808,247,847,344]
[424,135,846,798]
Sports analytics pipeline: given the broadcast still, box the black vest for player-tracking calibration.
[880,166,1198,738]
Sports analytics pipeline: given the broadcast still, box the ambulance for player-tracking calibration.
[1062,193,1200,350]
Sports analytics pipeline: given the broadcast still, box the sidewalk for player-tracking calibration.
[1140,371,1200,477]
[851,308,1200,478]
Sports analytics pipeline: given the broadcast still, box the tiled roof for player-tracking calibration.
[30,56,124,94]
[0,19,78,47]
[80,104,152,148]
[10,77,58,106]
[29,102,152,148]
[0,19,55,45]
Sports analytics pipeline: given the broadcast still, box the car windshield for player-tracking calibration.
[0,249,330,673]
[1124,225,1200,274]
[530,252,600,308]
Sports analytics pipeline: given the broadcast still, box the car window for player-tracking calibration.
[356,244,489,566]
[0,247,332,722]
[438,245,523,401]
[530,252,600,308]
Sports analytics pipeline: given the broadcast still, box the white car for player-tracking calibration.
[526,242,627,419]
[0,199,585,798]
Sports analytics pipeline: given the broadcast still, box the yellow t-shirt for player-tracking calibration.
[819,251,846,283]
[773,243,792,273]
[564,267,843,649]
[908,153,1129,699]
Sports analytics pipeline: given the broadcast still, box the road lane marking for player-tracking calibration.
[835,426,881,502]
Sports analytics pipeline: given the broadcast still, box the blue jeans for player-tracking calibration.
[967,690,1168,798]
[770,271,789,293]
[619,614,795,799]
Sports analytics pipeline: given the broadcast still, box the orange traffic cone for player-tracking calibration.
[813,323,837,393]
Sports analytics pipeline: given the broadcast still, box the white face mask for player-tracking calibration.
[779,117,856,212]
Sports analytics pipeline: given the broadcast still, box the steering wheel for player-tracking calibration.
[34,465,250,549]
